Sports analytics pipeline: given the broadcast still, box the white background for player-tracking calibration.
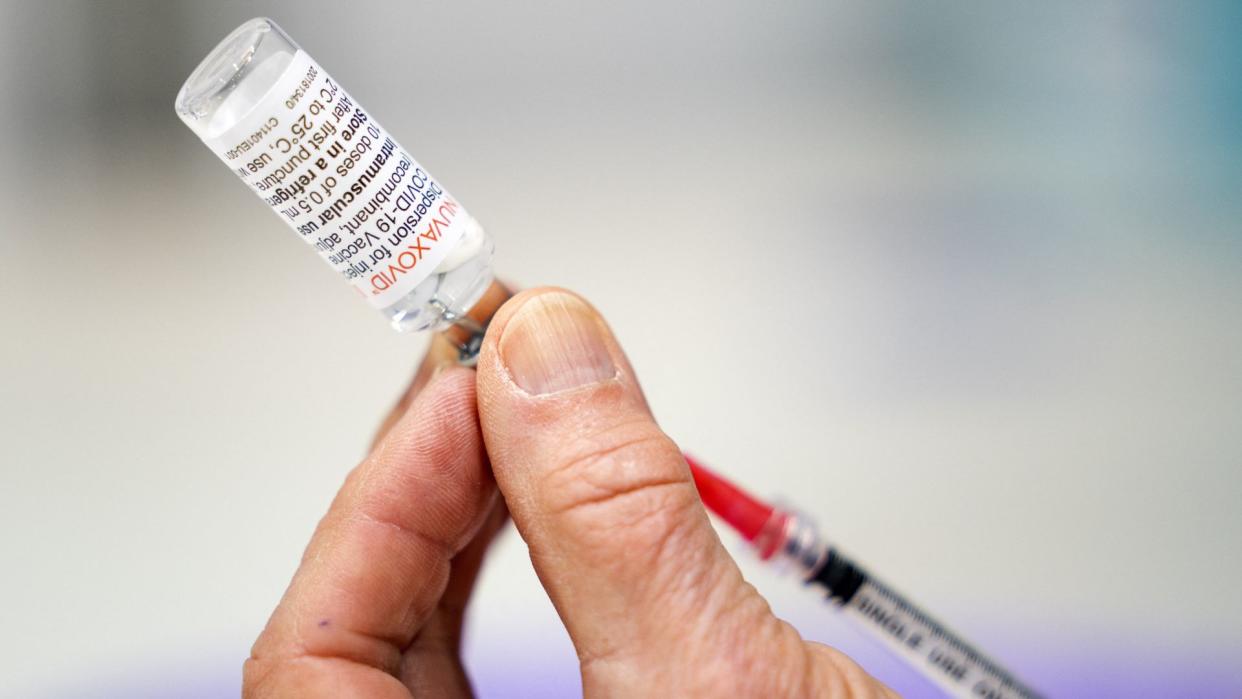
[2,2,1240,696]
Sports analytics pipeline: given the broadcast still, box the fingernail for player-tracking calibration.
[501,292,617,395]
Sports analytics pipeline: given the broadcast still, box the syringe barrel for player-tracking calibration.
[780,520,1045,699]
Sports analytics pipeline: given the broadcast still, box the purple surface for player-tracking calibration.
[41,629,1242,698]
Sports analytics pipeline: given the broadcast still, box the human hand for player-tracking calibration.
[243,288,894,697]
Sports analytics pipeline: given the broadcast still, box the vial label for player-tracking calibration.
[202,50,468,308]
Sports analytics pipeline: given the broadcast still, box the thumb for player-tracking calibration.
[475,288,779,688]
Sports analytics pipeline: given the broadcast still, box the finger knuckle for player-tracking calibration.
[537,420,699,554]
[806,642,892,698]
[241,654,277,698]
[542,420,692,522]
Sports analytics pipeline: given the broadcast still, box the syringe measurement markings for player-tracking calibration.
[863,578,1030,691]
[853,578,1042,699]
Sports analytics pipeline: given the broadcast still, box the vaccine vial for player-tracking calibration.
[174,18,494,334]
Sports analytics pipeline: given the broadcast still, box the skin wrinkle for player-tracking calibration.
[538,470,704,606]
[400,614,472,697]
[324,519,435,615]
[286,531,443,668]
[576,504,764,693]
[283,521,454,674]
[542,441,689,515]
[708,594,806,694]
[297,623,407,677]
[355,472,478,550]
[266,655,411,698]
[809,644,899,699]
[347,515,455,640]
[659,521,739,630]
[572,502,707,668]
[500,399,678,535]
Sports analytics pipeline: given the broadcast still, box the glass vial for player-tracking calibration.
[174,18,493,333]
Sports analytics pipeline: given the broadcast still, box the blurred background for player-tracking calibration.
[2,1,1240,696]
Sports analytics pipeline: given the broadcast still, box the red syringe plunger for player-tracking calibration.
[685,454,778,544]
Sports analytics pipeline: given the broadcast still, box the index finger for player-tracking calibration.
[244,368,497,697]
[371,333,461,450]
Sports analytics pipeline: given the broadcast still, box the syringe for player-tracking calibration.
[687,455,1045,699]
